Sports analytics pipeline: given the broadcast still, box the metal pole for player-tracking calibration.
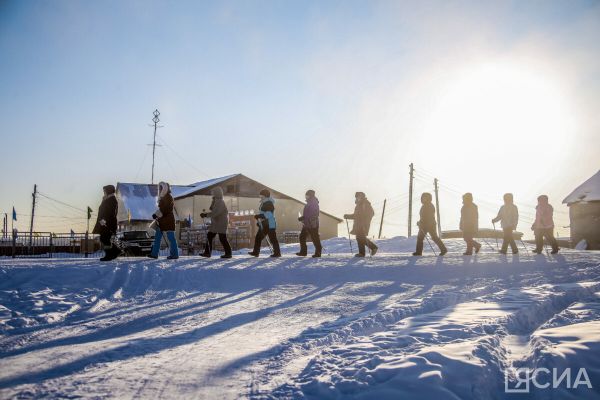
[345,218,354,254]
[425,234,437,256]
[378,199,387,239]
[29,184,37,250]
[151,109,160,184]
[434,178,442,235]
[408,163,414,237]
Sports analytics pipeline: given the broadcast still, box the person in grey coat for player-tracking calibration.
[492,193,519,254]
[200,187,232,258]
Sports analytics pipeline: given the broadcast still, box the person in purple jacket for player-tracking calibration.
[296,189,323,258]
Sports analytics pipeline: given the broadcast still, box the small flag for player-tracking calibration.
[70,229,75,238]
[188,214,193,226]
[12,207,17,221]
[87,206,93,220]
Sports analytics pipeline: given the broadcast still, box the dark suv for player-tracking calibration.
[117,231,154,256]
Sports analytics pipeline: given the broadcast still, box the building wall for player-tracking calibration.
[569,201,600,250]
[174,195,340,239]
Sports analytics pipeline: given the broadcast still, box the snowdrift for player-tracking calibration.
[1,237,599,399]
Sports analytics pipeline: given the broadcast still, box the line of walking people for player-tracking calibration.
[92,182,559,262]
[412,191,559,256]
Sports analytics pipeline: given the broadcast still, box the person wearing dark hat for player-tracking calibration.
[200,186,232,258]
[296,189,322,257]
[93,184,120,261]
[249,188,281,257]
[460,192,481,255]
[344,192,378,257]
[148,181,179,260]
[413,192,447,256]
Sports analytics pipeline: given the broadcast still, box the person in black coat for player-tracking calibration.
[460,192,481,255]
[413,192,447,256]
[344,192,378,257]
[93,185,119,261]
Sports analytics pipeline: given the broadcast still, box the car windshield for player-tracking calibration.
[122,231,149,240]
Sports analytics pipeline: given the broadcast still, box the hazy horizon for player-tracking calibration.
[1,0,599,238]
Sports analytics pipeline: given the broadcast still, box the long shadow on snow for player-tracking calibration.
[0,288,267,359]
[0,283,344,389]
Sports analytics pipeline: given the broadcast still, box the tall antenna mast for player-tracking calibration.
[151,109,161,184]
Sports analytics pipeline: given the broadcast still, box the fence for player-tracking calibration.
[0,232,102,259]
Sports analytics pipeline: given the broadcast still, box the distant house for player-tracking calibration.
[562,170,600,250]
[116,174,342,240]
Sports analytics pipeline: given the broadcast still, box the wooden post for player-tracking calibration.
[378,199,387,239]
[434,178,442,235]
[29,184,37,251]
[408,163,414,237]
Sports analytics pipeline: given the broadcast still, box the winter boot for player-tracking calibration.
[296,252,307,257]
[221,254,232,259]
[270,253,281,258]
[248,251,259,257]
[167,255,179,260]
[439,249,447,256]
[312,252,321,258]
[200,252,211,258]
[370,245,378,256]
[354,253,365,257]
[551,248,559,254]
[412,252,422,256]
[147,254,158,259]
[475,243,481,254]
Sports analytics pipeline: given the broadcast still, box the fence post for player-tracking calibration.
[85,232,89,258]
[11,230,16,258]
[49,234,54,258]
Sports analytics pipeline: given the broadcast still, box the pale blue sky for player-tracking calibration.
[1,0,599,236]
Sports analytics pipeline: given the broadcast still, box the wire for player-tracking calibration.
[156,134,211,178]
[37,192,86,213]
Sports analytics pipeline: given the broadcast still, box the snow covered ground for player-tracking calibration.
[1,237,599,399]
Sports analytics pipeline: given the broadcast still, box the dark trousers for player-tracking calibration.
[501,228,518,253]
[356,233,376,256]
[415,228,447,255]
[299,227,322,255]
[205,232,232,256]
[534,228,558,252]
[463,232,480,254]
[100,231,118,257]
[253,228,281,255]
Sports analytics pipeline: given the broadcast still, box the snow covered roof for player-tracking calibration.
[173,174,239,199]
[563,170,600,205]
[117,174,238,221]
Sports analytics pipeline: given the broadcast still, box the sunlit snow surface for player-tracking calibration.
[1,237,599,399]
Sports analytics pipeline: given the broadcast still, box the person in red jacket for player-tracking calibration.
[532,195,559,254]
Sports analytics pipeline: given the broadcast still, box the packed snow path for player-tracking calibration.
[1,237,599,399]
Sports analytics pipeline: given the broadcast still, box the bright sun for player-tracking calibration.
[420,62,576,166]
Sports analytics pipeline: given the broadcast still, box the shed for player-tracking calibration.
[562,169,600,250]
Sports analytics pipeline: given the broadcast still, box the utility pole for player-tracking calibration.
[29,184,37,248]
[378,199,387,239]
[3,213,6,238]
[150,109,161,184]
[434,178,442,235]
[408,163,414,237]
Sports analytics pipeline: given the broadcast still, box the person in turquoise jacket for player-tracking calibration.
[248,189,281,257]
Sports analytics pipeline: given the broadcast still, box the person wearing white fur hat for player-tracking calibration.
[148,181,179,260]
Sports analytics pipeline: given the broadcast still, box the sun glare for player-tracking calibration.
[420,62,576,166]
